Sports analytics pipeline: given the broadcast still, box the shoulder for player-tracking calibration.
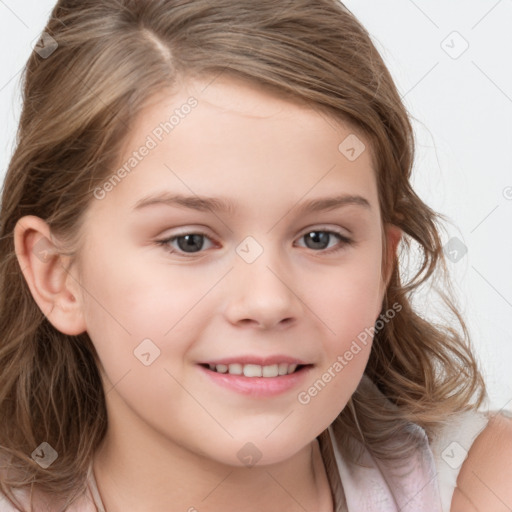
[451,412,512,511]
[0,492,28,512]
[0,480,96,512]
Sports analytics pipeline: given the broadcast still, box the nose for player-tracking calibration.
[223,247,303,330]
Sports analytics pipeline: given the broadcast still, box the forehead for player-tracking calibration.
[126,73,374,160]
[99,74,379,217]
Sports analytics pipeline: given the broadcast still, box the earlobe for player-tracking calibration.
[13,215,87,336]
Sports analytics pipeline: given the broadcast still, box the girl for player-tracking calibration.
[0,1,510,511]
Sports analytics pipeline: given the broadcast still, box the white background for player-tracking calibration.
[1,1,511,411]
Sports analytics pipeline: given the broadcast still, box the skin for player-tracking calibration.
[14,74,510,511]
[451,413,512,511]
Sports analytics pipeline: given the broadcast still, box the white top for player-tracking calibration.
[317,409,489,511]
[430,409,490,510]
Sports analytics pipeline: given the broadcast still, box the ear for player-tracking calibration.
[13,215,87,336]
[380,223,402,296]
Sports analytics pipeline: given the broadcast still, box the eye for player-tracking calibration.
[295,229,353,254]
[156,231,216,255]
[155,228,353,257]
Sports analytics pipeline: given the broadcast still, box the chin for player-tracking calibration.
[209,431,315,469]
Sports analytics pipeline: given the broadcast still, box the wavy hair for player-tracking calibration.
[0,0,486,509]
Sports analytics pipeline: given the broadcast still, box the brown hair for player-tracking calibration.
[0,0,486,509]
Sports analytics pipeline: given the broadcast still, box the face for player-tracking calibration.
[73,75,394,466]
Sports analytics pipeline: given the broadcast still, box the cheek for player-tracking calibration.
[305,247,383,375]
[294,266,381,428]
[78,242,207,380]
[306,247,384,339]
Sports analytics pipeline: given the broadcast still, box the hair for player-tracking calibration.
[0,0,486,509]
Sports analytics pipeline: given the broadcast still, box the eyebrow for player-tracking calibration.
[132,192,371,215]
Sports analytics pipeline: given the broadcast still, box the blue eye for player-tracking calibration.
[296,230,353,253]
[156,232,215,255]
[155,229,353,257]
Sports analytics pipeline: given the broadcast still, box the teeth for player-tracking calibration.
[262,364,279,377]
[228,363,243,375]
[243,364,262,377]
[209,363,301,377]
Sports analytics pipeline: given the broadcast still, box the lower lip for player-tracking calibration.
[197,364,313,397]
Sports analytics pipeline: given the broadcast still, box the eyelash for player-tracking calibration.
[155,228,354,257]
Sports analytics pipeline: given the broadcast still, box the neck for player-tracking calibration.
[92,420,333,512]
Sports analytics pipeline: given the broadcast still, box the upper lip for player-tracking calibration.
[199,355,310,366]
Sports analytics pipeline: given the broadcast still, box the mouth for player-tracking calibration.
[199,362,310,377]
[196,355,314,396]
